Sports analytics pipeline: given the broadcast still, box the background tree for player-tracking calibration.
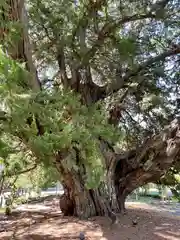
[0,0,180,218]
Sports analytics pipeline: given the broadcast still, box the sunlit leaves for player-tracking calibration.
[1,0,180,191]
[141,94,163,111]
[0,48,29,93]
[0,51,120,187]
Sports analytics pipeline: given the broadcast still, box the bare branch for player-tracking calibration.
[114,117,180,196]
[135,117,180,170]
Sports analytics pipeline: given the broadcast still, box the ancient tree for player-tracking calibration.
[0,0,180,218]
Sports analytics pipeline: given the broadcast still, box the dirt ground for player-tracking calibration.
[0,199,180,240]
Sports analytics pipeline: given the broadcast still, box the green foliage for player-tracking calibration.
[117,37,138,59]
[141,94,162,111]
[158,169,180,202]
[1,0,180,193]
[0,46,120,189]
[171,186,180,202]
[29,165,59,189]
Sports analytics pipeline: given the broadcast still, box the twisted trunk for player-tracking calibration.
[59,177,109,218]
[3,0,180,220]
[55,148,119,218]
[114,118,180,210]
[58,167,122,218]
[56,118,180,218]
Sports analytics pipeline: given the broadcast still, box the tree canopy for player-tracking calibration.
[0,0,180,217]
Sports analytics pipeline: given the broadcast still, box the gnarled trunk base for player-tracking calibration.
[59,173,120,219]
[59,193,74,216]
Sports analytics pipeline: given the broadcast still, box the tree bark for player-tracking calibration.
[55,148,119,218]
[1,0,118,219]
[0,0,41,91]
[3,0,180,220]
[114,117,180,211]
[59,179,112,218]
[57,117,180,218]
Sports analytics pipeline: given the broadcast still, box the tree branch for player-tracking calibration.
[5,164,37,178]
[96,44,180,101]
[70,0,107,61]
[71,0,107,42]
[110,44,180,93]
[80,12,156,66]
[114,117,180,197]
[57,47,69,88]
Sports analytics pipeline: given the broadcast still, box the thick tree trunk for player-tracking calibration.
[115,185,127,213]
[114,118,180,211]
[60,173,96,218]
[58,169,119,218]
[54,140,120,219]
[58,166,134,218]
[58,117,180,218]
[3,0,180,221]
[1,0,41,91]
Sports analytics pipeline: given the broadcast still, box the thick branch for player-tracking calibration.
[96,44,180,101]
[1,1,45,136]
[113,118,180,207]
[115,117,180,192]
[8,0,41,91]
[68,0,107,91]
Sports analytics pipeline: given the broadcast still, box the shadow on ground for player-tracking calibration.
[0,203,180,240]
